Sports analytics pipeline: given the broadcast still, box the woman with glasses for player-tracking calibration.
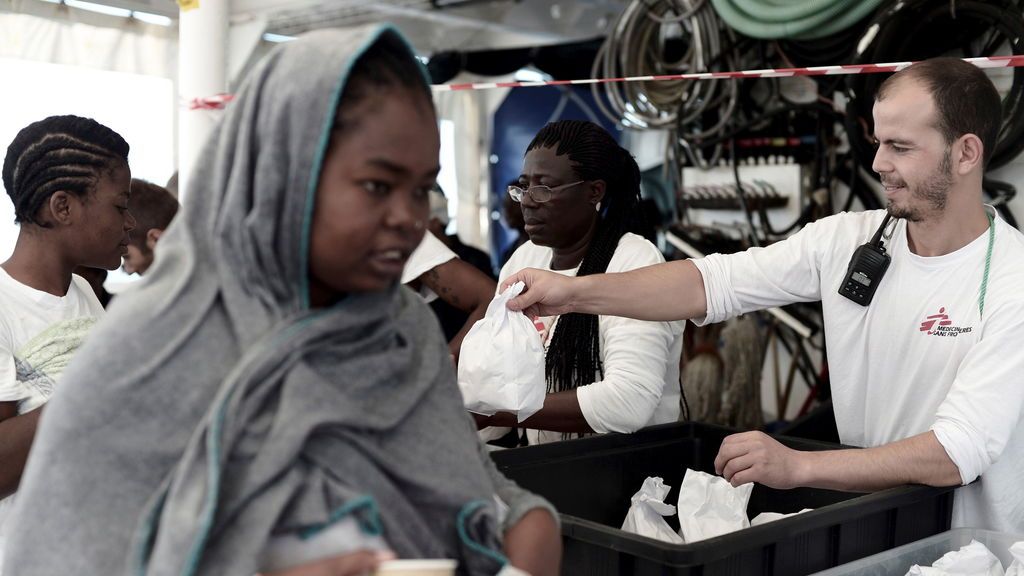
[473,120,685,445]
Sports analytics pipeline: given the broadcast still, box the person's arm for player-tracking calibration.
[714,430,961,491]
[502,508,561,576]
[504,260,706,322]
[484,290,681,436]
[506,216,844,323]
[718,291,1024,493]
[0,402,41,499]
[472,432,561,576]
[476,390,592,433]
[418,258,496,363]
[572,263,682,433]
[259,550,395,576]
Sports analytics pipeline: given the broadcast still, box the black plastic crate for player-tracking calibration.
[491,422,955,576]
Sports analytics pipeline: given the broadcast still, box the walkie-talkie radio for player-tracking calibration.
[839,214,894,306]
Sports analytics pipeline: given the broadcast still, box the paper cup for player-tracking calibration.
[374,559,458,576]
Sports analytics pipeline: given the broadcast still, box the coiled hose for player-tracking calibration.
[710,0,884,40]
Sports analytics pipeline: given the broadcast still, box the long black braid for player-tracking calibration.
[2,115,129,227]
[527,120,647,395]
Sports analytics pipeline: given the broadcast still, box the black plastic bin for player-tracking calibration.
[491,422,955,576]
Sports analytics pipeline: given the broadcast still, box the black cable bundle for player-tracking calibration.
[845,0,1024,170]
[776,7,877,69]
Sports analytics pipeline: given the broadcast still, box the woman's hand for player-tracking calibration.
[259,550,395,576]
[504,509,561,576]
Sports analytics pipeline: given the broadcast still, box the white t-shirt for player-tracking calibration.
[498,233,685,445]
[693,207,1024,532]
[0,268,104,557]
[401,232,457,303]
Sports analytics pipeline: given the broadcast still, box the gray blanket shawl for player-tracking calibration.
[6,25,520,576]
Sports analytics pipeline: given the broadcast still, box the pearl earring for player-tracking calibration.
[595,201,602,212]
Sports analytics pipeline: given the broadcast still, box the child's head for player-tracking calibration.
[2,115,135,270]
[305,32,439,307]
[122,179,178,275]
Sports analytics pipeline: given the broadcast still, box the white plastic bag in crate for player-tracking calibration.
[621,477,684,544]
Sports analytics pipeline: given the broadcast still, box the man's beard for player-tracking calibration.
[886,149,953,222]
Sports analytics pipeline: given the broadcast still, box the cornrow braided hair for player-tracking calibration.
[526,120,647,397]
[2,115,129,227]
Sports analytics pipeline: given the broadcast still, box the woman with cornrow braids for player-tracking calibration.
[0,114,135,564]
[473,119,686,446]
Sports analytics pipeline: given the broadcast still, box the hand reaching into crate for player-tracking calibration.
[715,429,965,492]
[715,431,808,489]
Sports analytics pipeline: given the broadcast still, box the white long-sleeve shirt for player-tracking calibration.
[693,207,1024,531]
[500,233,685,445]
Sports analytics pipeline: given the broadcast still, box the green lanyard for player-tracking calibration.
[978,212,995,319]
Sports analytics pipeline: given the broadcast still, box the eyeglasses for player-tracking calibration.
[507,180,584,204]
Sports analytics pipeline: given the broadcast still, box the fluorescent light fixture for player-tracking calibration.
[64,0,132,18]
[132,11,172,26]
[432,0,480,6]
[513,68,548,83]
[262,33,296,43]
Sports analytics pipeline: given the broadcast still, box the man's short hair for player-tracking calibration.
[129,179,178,247]
[877,57,1002,166]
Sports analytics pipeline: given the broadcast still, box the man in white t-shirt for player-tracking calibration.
[0,115,136,561]
[502,58,1024,532]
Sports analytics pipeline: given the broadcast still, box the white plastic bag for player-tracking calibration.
[750,508,813,527]
[1005,541,1024,576]
[677,469,753,543]
[458,282,546,422]
[620,477,684,544]
[906,540,1005,576]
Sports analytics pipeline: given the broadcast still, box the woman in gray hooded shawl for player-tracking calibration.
[4,24,559,576]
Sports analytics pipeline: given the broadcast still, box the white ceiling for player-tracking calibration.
[251,0,624,52]
[7,0,626,54]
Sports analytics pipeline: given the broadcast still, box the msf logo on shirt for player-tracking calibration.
[919,307,973,337]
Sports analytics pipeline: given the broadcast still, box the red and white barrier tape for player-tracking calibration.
[184,55,1024,106]
[430,55,1024,92]
[187,93,235,110]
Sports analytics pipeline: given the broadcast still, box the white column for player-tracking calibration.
[177,0,229,200]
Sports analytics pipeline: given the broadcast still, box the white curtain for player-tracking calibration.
[0,3,176,270]
[0,3,176,78]
[434,75,511,252]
